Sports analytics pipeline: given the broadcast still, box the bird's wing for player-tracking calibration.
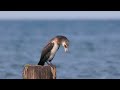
[40,42,54,62]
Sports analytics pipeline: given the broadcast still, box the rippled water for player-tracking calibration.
[0,20,120,79]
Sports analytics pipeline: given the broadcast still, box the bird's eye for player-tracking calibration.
[64,45,67,48]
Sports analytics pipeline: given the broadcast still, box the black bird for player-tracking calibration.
[38,35,69,66]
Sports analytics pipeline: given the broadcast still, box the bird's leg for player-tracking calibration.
[46,61,55,68]
[46,61,51,65]
[50,62,56,69]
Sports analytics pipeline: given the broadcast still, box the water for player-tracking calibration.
[0,20,120,79]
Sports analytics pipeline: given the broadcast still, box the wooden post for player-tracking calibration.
[23,64,56,79]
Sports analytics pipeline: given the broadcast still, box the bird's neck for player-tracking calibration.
[50,42,59,55]
[54,42,60,49]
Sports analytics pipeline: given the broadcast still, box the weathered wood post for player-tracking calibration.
[23,64,56,79]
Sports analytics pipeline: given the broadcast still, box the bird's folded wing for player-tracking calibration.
[40,42,54,60]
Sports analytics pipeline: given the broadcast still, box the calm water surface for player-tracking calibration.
[0,20,120,79]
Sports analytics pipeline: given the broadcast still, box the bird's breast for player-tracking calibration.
[48,44,59,60]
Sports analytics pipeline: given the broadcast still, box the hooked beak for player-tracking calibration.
[64,48,69,53]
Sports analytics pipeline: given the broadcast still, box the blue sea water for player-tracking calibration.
[0,20,120,79]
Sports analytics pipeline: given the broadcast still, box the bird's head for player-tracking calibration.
[61,39,69,53]
[53,35,70,53]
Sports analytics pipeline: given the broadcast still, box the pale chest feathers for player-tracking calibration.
[48,43,59,61]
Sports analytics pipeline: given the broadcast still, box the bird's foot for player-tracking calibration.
[50,63,55,68]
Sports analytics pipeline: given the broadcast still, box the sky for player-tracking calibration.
[0,11,120,20]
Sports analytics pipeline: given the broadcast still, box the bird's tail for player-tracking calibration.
[38,59,45,66]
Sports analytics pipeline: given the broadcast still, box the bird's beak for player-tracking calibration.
[64,48,69,53]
